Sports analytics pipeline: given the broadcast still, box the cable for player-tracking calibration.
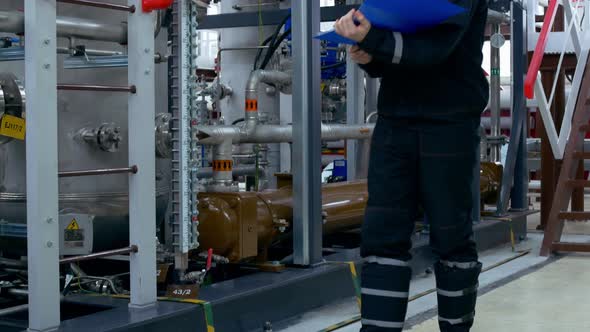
[321,62,346,71]
[255,13,291,70]
[260,27,292,70]
[254,36,274,70]
[232,118,245,125]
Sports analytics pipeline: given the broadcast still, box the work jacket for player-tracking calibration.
[358,0,490,121]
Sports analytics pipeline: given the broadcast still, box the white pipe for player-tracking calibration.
[0,11,127,44]
[196,124,375,145]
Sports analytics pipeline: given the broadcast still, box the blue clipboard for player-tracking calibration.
[316,0,466,45]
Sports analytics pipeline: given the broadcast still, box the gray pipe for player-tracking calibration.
[488,10,510,25]
[0,304,29,317]
[195,124,375,145]
[244,70,293,133]
[0,11,127,44]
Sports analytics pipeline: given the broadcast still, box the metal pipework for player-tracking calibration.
[244,70,292,133]
[59,245,138,264]
[58,166,138,178]
[489,24,503,162]
[198,181,368,262]
[57,84,137,93]
[56,0,136,13]
[487,9,511,25]
[0,11,127,44]
[195,123,375,145]
[210,139,237,192]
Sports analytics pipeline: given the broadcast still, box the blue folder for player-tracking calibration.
[316,0,466,45]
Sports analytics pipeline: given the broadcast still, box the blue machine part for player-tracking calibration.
[321,41,346,80]
[284,17,345,80]
[332,159,348,181]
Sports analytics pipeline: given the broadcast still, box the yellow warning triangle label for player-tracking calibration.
[67,219,80,230]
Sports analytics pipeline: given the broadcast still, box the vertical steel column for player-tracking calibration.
[490,24,502,163]
[25,1,60,330]
[127,0,157,307]
[511,2,529,211]
[346,56,365,181]
[497,2,529,215]
[356,77,378,179]
[291,0,322,266]
[346,0,364,181]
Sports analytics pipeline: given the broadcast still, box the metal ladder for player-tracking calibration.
[540,53,590,256]
[526,0,590,256]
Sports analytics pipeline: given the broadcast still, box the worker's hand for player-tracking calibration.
[334,9,372,43]
[349,45,372,65]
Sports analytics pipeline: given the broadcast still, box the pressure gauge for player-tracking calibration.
[491,33,506,49]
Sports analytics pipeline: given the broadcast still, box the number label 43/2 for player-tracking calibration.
[166,284,199,299]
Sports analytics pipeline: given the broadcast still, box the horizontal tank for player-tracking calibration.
[0,0,171,255]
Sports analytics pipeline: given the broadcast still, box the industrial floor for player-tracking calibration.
[276,209,590,332]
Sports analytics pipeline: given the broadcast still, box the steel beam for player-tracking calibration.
[127,0,157,308]
[25,0,60,331]
[497,2,529,215]
[345,0,365,182]
[291,0,322,266]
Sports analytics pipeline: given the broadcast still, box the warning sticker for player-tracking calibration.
[0,115,26,140]
[64,229,84,248]
[67,219,80,230]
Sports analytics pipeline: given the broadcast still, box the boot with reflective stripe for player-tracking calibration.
[435,261,482,332]
[361,260,412,331]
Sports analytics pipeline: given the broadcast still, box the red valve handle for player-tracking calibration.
[206,248,213,271]
[142,0,173,12]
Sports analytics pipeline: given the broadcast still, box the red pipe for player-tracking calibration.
[142,0,173,12]
[524,0,559,99]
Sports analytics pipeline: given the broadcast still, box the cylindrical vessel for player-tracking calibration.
[197,181,368,262]
[0,0,170,255]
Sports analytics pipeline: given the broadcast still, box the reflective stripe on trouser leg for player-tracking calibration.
[435,261,482,332]
[360,262,411,332]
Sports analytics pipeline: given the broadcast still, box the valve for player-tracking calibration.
[79,123,122,153]
[142,0,173,13]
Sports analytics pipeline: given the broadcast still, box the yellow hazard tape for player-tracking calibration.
[105,294,215,331]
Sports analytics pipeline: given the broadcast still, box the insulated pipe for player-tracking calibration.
[0,11,127,44]
[487,9,511,25]
[210,139,236,192]
[195,124,375,145]
[244,70,292,134]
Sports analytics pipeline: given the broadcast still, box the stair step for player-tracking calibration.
[552,242,590,253]
[566,180,590,188]
[573,151,590,159]
[558,212,590,221]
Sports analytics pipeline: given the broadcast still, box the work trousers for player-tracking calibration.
[361,115,482,332]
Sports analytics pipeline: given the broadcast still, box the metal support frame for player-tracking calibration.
[528,0,590,160]
[127,0,157,308]
[170,0,200,273]
[497,1,529,215]
[25,0,60,330]
[291,0,322,266]
[346,49,365,181]
[490,23,503,163]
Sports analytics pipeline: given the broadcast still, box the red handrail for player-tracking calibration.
[524,0,559,99]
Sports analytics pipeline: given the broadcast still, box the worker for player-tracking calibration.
[335,1,489,331]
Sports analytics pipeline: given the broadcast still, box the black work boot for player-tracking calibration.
[435,260,482,332]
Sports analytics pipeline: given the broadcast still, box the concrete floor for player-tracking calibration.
[407,254,590,332]
[277,208,590,332]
